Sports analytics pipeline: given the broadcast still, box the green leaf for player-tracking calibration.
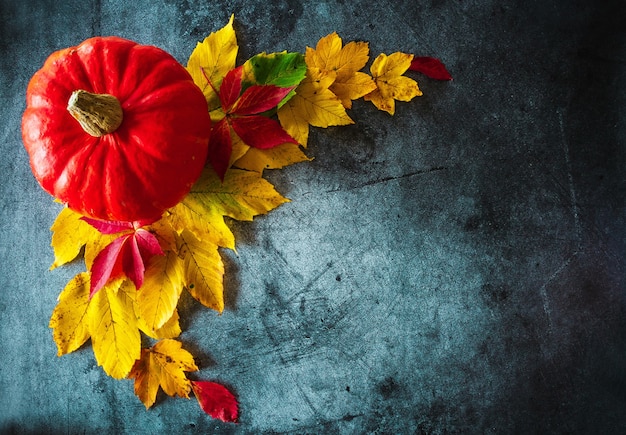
[243,51,306,88]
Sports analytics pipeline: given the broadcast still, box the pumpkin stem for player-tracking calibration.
[67,90,123,137]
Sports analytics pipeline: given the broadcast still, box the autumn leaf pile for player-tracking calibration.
[47,15,451,421]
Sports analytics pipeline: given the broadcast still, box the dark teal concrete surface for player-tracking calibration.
[1,0,624,433]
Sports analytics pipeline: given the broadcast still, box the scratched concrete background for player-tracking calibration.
[1,0,625,433]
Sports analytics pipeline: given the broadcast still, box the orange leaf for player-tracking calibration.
[129,339,198,408]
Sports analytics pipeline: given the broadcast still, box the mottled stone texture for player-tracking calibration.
[1,0,624,433]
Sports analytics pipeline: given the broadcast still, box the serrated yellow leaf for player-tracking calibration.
[330,71,377,109]
[305,33,376,109]
[186,14,238,111]
[88,279,140,379]
[166,200,236,250]
[50,208,102,270]
[129,339,198,409]
[199,167,290,221]
[178,230,224,313]
[147,218,177,252]
[136,250,184,332]
[49,272,91,356]
[138,309,181,340]
[277,67,353,147]
[234,142,311,173]
[364,52,422,115]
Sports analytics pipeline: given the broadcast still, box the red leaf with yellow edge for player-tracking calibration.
[192,381,239,423]
[409,56,453,81]
[231,115,297,150]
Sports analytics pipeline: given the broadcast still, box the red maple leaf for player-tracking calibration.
[192,381,239,423]
[409,56,453,81]
[81,218,163,297]
[204,66,298,178]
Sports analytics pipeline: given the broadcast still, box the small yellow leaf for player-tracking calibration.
[49,272,91,356]
[277,67,353,147]
[365,52,422,115]
[129,339,198,409]
[136,250,185,332]
[178,230,224,313]
[186,14,238,110]
[88,279,141,379]
[50,208,102,270]
[234,143,311,173]
[305,33,376,109]
[138,308,181,340]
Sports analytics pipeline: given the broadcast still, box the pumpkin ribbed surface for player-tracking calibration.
[22,36,211,222]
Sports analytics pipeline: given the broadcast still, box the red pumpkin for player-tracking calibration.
[22,36,210,222]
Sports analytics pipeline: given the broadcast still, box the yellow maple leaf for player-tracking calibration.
[129,339,198,409]
[201,167,290,221]
[364,52,423,115]
[88,279,141,379]
[305,32,377,109]
[186,14,238,111]
[136,250,185,333]
[50,207,102,270]
[49,272,91,356]
[177,229,224,313]
[277,67,353,147]
[233,143,311,174]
